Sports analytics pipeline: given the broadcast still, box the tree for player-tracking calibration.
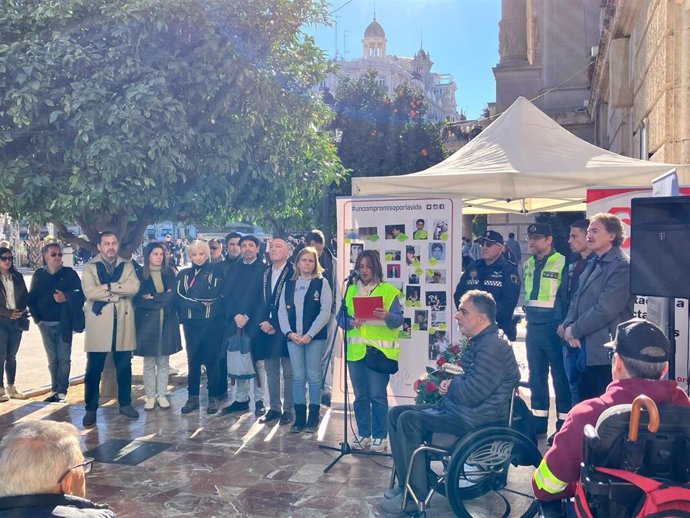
[331,71,447,198]
[0,0,345,255]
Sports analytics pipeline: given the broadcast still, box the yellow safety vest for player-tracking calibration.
[345,282,402,362]
[523,253,565,309]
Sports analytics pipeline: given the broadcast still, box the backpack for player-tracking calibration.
[576,467,690,518]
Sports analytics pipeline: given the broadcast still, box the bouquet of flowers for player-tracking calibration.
[414,337,470,405]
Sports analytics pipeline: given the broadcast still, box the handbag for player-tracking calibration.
[226,330,255,380]
[364,345,398,375]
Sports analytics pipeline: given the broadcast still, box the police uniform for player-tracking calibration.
[523,223,571,435]
[453,233,520,341]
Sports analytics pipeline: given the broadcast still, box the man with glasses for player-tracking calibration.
[0,420,118,516]
[523,223,571,440]
[453,230,520,341]
[28,244,85,403]
[533,318,690,505]
[208,239,224,264]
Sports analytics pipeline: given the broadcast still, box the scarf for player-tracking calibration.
[92,260,125,316]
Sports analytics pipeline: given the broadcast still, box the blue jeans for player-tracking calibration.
[37,322,72,395]
[288,339,324,405]
[348,359,390,439]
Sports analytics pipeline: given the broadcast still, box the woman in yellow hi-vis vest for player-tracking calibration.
[339,250,403,453]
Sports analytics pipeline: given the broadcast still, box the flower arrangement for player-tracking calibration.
[414,337,470,405]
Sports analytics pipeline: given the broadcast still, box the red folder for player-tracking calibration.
[353,296,384,321]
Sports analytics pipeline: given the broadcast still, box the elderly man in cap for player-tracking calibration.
[453,230,520,340]
[533,318,690,503]
[523,223,571,441]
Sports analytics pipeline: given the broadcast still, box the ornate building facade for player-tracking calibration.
[589,0,690,165]
[321,18,460,122]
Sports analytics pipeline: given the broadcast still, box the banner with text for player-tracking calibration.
[333,196,463,404]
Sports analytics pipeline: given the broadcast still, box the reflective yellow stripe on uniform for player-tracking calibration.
[534,459,568,494]
[523,253,565,308]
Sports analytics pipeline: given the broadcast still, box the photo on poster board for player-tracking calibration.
[385,224,407,241]
[386,263,401,279]
[426,291,447,311]
[429,242,446,264]
[408,272,421,285]
[357,226,379,240]
[406,286,422,307]
[349,243,364,263]
[400,318,412,340]
[432,220,449,240]
[431,310,447,328]
[412,218,428,240]
[405,245,421,266]
[428,331,450,359]
[414,310,428,331]
[425,269,446,284]
[385,249,401,262]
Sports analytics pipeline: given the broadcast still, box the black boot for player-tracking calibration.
[181,396,200,414]
[304,404,321,433]
[207,397,218,415]
[290,404,307,434]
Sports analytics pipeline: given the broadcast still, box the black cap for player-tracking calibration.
[474,230,504,245]
[527,223,553,237]
[605,318,670,363]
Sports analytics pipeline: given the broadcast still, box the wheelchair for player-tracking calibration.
[571,395,690,518]
[389,382,543,517]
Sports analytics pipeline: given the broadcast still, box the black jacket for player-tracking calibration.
[255,262,294,360]
[0,271,29,329]
[0,493,117,517]
[27,266,85,344]
[438,324,520,428]
[175,263,224,321]
[133,269,182,357]
[223,259,265,346]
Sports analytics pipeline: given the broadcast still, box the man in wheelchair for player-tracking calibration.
[381,290,520,515]
[532,318,690,514]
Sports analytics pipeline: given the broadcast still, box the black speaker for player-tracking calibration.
[630,196,690,299]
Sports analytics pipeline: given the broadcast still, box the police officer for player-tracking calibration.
[523,223,571,439]
[453,230,520,340]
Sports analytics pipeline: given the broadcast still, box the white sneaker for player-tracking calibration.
[57,393,67,403]
[157,396,170,409]
[6,385,26,399]
[0,388,8,403]
[371,437,388,452]
[144,397,156,411]
[355,435,372,449]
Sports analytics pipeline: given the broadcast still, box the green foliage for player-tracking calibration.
[0,0,345,252]
[331,70,447,195]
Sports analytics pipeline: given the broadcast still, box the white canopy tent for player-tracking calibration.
[352,97,686,214]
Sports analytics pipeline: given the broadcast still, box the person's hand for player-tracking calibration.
[567,337,581,348]
[9,310,23,320]
[234,314,249,328]
[53,290,67,303]
[373,308,388,320]
[439,379,452,396]
[289,332,303,343]
[100,284,110,291]
[556,324,565,339]
[259,321,274,334]
[564,325,574,342]
[351,318,363,328]
[142,294,154,300]
[300,334,312,345]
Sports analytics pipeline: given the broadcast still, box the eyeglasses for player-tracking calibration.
[209,246,220,251]
[480,242,498,248]
[49,252,63,257]
[607,348,616,361]
[57,457,94,484]
[0,256,13,262]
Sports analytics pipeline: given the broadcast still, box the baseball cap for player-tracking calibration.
[604,318,670,363]
[527,223,553,237]
[474,230,504,245]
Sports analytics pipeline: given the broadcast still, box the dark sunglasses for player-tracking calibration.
[49,252,63,257]
[0,256,13,261]
[209,246,220,251]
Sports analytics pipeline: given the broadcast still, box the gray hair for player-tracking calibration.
[460,290,497,322]
[620,347,668,380]
[186,239,210,261]
[0,420,83,497]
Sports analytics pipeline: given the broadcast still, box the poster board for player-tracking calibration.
[333,196,462,404]
[587,187,690,391]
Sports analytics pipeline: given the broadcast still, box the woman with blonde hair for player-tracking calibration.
[278,247,332,434]
[176,240,224,414]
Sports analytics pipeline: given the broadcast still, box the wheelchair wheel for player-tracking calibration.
[446,427,542,518]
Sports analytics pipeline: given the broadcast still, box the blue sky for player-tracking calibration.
[305,0,501,119]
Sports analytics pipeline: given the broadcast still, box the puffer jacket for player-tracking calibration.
[438,324,520,428]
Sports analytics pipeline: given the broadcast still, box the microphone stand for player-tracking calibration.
[320,274,385,473]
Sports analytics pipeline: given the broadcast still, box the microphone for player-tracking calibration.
[347,269,360,282]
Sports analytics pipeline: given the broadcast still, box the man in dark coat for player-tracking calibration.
[381,290,520,515]
[0,420,118,517]
[28,243,85,402]
[222,235,267,417]
[256,237,294,425]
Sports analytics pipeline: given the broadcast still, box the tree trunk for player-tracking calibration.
[27,223,43,270]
